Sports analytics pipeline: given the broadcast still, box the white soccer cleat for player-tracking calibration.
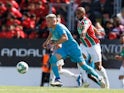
[50,79,63,87]
[98,77,106,88]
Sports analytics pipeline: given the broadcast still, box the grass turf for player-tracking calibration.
[0,86,124,93]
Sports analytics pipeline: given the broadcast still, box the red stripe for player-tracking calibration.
[84,38,92,47]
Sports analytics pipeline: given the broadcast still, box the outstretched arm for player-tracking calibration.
[115,55,123,60]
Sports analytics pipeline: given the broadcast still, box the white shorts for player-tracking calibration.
[80,43,88,57]
[80,43,102,63]
[120,66,124,75]
[57,59,64,66]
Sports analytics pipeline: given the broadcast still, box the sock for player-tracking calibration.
[121,79,124,88]
[49,55,60,80]
[50,71,55,82]
[51,64,60,80]
[98,66,110,88]
[59,69,78,79]
[80,63,101,80]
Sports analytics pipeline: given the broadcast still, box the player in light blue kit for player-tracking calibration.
[42,14,105,87]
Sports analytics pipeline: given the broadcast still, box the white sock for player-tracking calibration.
[59,69,78,79]
[50,71,55,83]
[98,66,110,88]
[121,79,124,88]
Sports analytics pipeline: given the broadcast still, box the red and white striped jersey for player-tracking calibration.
[77,17,100,47]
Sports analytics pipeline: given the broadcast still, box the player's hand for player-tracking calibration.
[55,44,62,50]
[42,41,49,48]
[115,55,122,60]
[51,43,62,50]
[80,32,86,39]
[119,75,124,80]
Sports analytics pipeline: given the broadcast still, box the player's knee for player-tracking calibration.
[96,65,102,70]
[49,55,58,64]
[95,63,102,70]
[119,75,124,80]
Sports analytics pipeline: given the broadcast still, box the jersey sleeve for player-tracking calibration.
[58,26,66,37]
[83,19,91,30]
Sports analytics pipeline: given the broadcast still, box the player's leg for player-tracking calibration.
[88,44,110,88]
[49,54,63,87]
[50,71,55,83]
[77,63,89,87]
[87,74,101,87]
[119,75,124,88]
[69,45,105,88]
[49,48,67,87]
[78,44,89,86]
[79,44,99,87]
[57,59,82,86]
[58,59,78,78]
[86,57,102,86]
[119,66,124,88]
[78,62,106,88]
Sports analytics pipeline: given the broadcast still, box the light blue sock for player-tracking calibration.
[49,55,60,79]
[81,64,100,79]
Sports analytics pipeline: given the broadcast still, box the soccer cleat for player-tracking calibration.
[50,79,63,87]
[98,77,106,88]
[103,77,110,89]
[76,74,82,87]
[105,83,110,89]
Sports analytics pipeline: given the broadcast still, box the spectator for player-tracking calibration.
[95,22,106,39]
[117,8,124,26]
[104,20,114,38]
[6,2,22,18]
[112,17,124,38]
[40,49,51,86]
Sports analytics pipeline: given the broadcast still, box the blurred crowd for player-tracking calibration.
[0,0,124,40]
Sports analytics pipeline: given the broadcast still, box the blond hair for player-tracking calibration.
[46,14,56,19]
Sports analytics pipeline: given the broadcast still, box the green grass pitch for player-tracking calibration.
[0,86,124,93]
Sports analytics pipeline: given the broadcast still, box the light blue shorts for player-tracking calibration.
[54,44,85,63]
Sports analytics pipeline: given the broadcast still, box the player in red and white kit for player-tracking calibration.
[76,7,110,88]
[115,34,124,88]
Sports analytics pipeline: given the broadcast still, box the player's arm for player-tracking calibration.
[51,33,68,50]
[115,55,123,60]
[115,49,124,60]
[93,25,100,35]
[42,32,52,48]
[55,34,68,45]
[81,21,90,38]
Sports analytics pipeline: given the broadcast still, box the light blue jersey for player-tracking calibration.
[49,23,85,63]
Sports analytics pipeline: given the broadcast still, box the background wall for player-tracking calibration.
[0,67,123,89]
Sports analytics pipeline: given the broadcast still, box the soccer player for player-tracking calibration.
[78,43,103,88]
[76,7,110,88]
[115,34,124,88]
[50,14,81,87]
[43,14,105,87]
